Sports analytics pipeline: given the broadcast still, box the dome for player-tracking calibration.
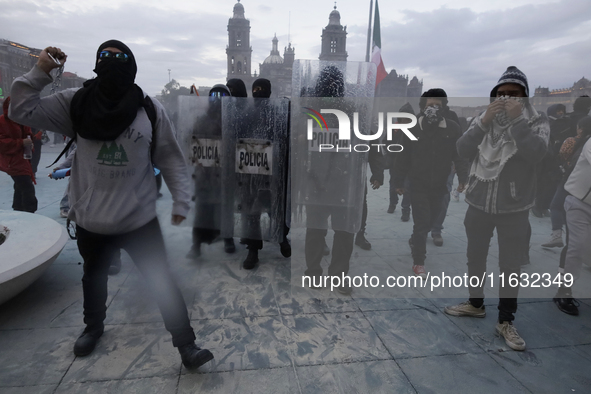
[263,54,284,64]
[263,34,283,64]
[233,1,245,18]
[329,6,341,26]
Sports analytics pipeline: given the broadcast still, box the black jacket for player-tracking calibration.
[394,117,468,194]
[457,115,548,214]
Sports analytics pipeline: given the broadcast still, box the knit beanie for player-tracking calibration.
[490,66,529,97]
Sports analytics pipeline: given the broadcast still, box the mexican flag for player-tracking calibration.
[371,0,388,87]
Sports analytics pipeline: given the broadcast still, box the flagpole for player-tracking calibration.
[365,0,374,62]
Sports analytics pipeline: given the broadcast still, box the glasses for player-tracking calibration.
[209,91,229,98]
[98,50,129,62]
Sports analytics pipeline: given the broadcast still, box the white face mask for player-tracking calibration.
[424,105,442,125]
[494,96,525,126]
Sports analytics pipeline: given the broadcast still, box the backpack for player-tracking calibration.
[559,135,591,181]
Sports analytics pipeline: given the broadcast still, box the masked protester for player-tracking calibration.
[252,78,272,99]
[9,41,213,370]
[226,78,248,98]
[393,88,468,279]
[445,66,550,351]
[0,96,38,213]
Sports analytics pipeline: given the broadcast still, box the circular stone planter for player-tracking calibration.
[0,210,68,305]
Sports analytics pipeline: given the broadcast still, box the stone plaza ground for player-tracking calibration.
[0,145,590,393]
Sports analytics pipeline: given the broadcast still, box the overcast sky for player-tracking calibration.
[3,0,590,96]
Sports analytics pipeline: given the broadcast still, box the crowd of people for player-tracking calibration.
[1,40,589,368]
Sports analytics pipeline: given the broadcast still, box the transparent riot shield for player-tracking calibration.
[290,60,377,234]
[176,96,224,242]
[221,97,290,243]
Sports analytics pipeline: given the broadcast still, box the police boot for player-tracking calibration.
[186,242,201,259]
[279,237,291,258]
[178,343,214,370]
[243,248,259,270]
[224,238,236,254]
[355,231,371,250]
[108,250,122,275]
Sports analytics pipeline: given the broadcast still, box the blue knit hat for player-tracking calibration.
[490,66,529,97]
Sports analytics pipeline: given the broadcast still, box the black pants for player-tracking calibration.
[244,224,290,251]
[358,187,368,235]
[464,206,528,323]
[305,228,354,277]
[304,204,356,277]
[11,175,37,213]
[410,191,444,265]
[76,218,195,347]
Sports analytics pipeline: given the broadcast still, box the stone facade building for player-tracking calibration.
[533,77,591,110]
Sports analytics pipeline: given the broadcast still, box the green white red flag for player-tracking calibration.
[371,0,388,87]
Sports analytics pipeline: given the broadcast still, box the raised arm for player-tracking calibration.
[9,47,76,138]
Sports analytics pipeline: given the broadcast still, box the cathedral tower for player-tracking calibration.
[319,5,348,61]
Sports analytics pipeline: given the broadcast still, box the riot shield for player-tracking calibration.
[290,60,376,234]
[221,97,290,243]
[176,96,224,241]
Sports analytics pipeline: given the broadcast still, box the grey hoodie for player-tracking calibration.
[10,65,190,235]
[565,138,591,205]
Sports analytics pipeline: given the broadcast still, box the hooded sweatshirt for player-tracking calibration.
[564,137,591,205]
[0,97,34,178]
[10,64,190,235]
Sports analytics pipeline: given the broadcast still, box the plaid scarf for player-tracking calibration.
[470,101,549,182]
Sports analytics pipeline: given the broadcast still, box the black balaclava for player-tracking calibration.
[70,39,143,141]
[315,66,345,98]
[252,78,272,98]
[226,78,248,98]
[547,104,566,120]
[573,95,591,115]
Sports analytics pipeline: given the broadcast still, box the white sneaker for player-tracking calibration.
[541,229,564,248]
[444,301,486,317]
[451,189,460,202]
[495,321,526,351]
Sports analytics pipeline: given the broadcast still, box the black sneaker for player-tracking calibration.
[224,238,236,254]
[279,239,291,258]
[242,249,259,270]
[553,297,580,315]
[73,326,104,356]
[387,204,396,214]
[178,343,214,370]
[401,210,410,222]
[432,233,443,247]
[355,232,371,250]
